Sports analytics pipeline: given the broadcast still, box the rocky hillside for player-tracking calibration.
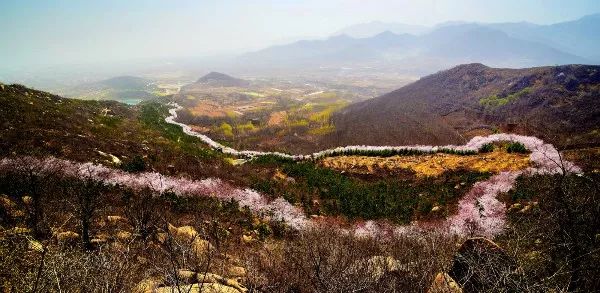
[1,82,599,292]
[324,64,600,148]
[0,83,243,180]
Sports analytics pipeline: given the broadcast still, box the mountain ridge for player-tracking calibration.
[323,63,600,148]
[237,14,599,74]
[238,23,590,73]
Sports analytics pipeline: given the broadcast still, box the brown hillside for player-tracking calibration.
[324,63,600,148]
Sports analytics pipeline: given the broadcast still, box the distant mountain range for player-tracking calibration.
[322,63,600,148]
[488,13,600,62]
[238,14,600,75]
[333,21,429,38]
[334,14,600,62]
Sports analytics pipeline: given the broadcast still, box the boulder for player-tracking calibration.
[196,272,222,284]
[116,230,133,241]
[350,255,415,282]
[196,273,247,292]
[0,195,24,218]
[132,276,164,293]
[177,269,197,284]
[241,235,255,244]
[107,215,128,224]
[56,231,80,243]
[192,238,213,256]
[156,232,168,244]
[226,266,247,278]
[165,224,213,258]
[93,233,110,242]
[168,224,199,240]
[155,283,240,293]
[27,239,44,253]
[8,227,32,235]
[203,283,243,293]
[0,195,17,210]
[90,238,107,245]
[110,242,126,252]
[448,237,522,292]
[365,255,403,280]
[508,203,522,213]
[21,196,33,205]
[427,272,462,293]
[518,205,532,214]
[135,271,246,293]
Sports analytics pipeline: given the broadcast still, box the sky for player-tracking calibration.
[1,0,599,70]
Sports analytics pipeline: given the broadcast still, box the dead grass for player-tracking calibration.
[267,111,287,127]
[190,100,228,118]
[320,151,530,177]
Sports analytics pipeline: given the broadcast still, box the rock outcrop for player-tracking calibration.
[427,272,462,293]
[56,231,80,244]
[448,237,522,292]
[134,270,248,293]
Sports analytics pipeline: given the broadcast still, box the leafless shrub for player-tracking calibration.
[0,234,140,292]
[0,156,64,238]
[500,172,600,292]
[243,225,457,292]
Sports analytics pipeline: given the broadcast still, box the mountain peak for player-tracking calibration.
[445,63,490,73]
[195,72,249,87]
[373,30,398,38]
[198,72,235,81]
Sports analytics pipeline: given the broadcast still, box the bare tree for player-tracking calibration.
[1,156,63,238]
[72,165,107,251]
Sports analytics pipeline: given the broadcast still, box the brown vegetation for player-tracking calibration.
[1,81,599,292]
[320,150,530,177]
[326,64,600,149]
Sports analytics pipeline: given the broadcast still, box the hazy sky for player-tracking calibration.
[1,0,599,70]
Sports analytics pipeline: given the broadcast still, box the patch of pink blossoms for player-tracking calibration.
[0,130,581,238]
[448,171,521,237]
[0,157,308,230]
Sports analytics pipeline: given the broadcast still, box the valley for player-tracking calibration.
[1,65,599,291]
[170,72,380,154]
[1,4,600,292]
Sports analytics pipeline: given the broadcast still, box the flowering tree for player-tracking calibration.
[0,156,310,232]
[448,171,521,237]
